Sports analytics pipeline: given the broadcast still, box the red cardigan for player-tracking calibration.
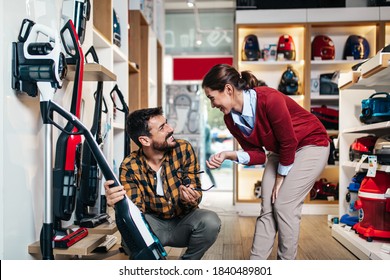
[224,87,330,166]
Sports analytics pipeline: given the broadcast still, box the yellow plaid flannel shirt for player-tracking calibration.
[119,139,202,219]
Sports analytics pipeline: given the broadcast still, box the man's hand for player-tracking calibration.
[104,180,126,207]
[272,174,285,204]
[179,184,201,205]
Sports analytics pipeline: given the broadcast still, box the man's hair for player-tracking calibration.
[126,107,163,147]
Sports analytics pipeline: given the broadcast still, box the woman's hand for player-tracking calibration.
[272,174,285,204]
[206,151,237,169]
[104,180,126,207]
[179,184,201,205]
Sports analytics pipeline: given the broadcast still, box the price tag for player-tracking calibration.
[367,155,377,177]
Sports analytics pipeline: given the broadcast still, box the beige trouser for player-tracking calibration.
[250,145,330,260]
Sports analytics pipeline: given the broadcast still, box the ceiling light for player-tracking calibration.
[187,0,195,8]
[195,32,202,46]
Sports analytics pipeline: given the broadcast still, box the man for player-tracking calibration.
[104,107,221,260]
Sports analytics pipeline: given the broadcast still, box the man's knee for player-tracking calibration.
[200,210,221,237]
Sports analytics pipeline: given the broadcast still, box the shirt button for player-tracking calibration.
[168,201,172,204]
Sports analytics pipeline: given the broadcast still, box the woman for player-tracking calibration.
[202,64,330,260]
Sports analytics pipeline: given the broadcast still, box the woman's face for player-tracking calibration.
[204,85,233,115]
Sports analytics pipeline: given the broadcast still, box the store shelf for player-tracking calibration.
[112,122,125,130]
[129,61,139,73]
[113,46,128,63]
[338,70,361,89]
[239,60,303,66]
[92,29,111,49]
[360,51,390,79]
[66,63,117,81]
[311,60,365,66]
[28,234,106,256]
[343,121,390,135]
[342,161,390,173]
[311,95,339,101]
[339,51,390,90]
[332,224,390,260]
[86,221,118,235]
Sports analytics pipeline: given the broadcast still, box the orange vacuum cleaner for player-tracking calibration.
[353,171,390,242]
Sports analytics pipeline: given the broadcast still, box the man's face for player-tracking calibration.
[147,115,176,151]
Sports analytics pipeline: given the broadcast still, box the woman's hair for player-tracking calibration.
[201,64,265,91]
[126,107,163,147]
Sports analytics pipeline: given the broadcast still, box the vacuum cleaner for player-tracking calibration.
[52,19,84,232]
[12,18,68,260]
[353,171,390,242]
[75,46,109,226]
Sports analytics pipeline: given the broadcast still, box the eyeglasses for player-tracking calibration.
[176,170,215,192]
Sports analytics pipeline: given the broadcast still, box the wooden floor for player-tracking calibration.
[96,213,357,260]
[79,191,358,260]
[165,214,358,260]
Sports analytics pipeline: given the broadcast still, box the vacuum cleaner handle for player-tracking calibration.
[110,84,130,157]
[85,44,99,64]
[110,84,129,114]
[17,19,35,42]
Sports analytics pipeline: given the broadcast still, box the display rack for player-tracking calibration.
[333,49,390,260]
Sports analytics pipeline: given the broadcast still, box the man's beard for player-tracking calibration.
[152,132,176,152]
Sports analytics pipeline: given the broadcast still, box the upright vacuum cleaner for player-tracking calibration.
[12,18,68,260]
[12,18,167,260]
[75,46,110,226]
[52,19,84,233]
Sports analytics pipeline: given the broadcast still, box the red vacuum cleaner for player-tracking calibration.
[353,171,390,242]
[52,19,84,231]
